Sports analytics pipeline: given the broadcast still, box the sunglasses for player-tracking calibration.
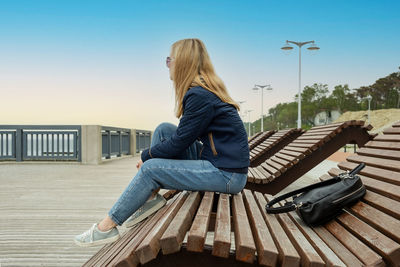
[166,57,174,68]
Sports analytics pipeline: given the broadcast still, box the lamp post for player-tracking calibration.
[253,84,272,132]
[281,40,320,128]
[244,109,253,136]
[366,95,372,125]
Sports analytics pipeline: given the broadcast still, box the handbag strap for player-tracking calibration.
[265,176,341,214]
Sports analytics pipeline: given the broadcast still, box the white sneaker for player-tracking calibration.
[74,223,120,247]
[124,193,167,228]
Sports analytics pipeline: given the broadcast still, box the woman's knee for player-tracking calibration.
[154,122,177,135]
[140,159,163,176]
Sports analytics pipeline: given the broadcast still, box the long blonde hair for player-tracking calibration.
[171,38,239,118]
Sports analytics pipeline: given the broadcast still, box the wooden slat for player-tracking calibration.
[253,166,270,183]
[292,139,322,145]
[253,166,273,184]
[266,158,286,173]
[248,167,261,183]
[232,192,256,263]
[275,152,299,163]
[313,226,364,266]
[357,147,400,160]
[254,192,300,267]
[338,161,400,185]
[362,190,400,220]
[279,149,305,159]
[264,196,325,266]
[302,131,336,137]
[296,134,330,141]
[260,162,281,177]
[242,190,278,266]
[373,135,400,142]
[364,140,400,150]
[247,168,256,183]
[337,211,400,265]
[110,192,187,266]
[308,122,346,130]
[284,146,312,154]
[393,121,400,127]
[135,192,189,264]
[270,155,293,168]
[287,143,318,150]
[328,167,400,201]
[160,192,201,254]
[307,126,342,133]
[346,154,400,172]
[288,212,346,266]
[187,192,214,252]
[324,220,384,266]
[212,193,231,258]
[347,201,400,243]
[383,127,400,134]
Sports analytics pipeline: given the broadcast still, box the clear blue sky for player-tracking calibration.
[1,0,399,129]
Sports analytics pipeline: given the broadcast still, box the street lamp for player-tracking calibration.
[366,95,372,125]
[281,40,320,128]
[253,84,272,132]
[244,109,253,136]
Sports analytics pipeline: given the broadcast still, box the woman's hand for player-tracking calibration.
[136,160,143,170]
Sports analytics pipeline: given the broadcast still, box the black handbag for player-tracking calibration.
[265,163,366,226]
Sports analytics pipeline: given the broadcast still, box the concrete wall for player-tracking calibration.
[81,125,103,164]
[81,126,150,164]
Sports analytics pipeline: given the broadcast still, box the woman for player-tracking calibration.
[74,38,250,247]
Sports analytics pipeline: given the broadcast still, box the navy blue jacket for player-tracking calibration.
[141,86,249,173]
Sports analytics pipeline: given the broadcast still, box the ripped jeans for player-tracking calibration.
[108,122,247,225]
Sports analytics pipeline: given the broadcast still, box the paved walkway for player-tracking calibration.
[0,155,342,266]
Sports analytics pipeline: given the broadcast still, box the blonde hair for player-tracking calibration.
[170,38,239,118]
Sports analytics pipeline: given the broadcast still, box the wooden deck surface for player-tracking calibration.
[0,156,140,267]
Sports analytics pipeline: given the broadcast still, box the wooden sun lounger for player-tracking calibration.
[248,130,276,150]
[246,120,374,195]
[250,128,304,167]
[84,121,400,267]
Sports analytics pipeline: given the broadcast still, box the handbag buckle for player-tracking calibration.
[339,171,354,180]
[295,202,303,209]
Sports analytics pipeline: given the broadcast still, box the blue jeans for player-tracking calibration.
[108,122,247,225]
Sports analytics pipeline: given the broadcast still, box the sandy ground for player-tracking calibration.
[335,108,400,133]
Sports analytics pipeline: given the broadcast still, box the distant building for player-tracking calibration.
[314,110,341,126]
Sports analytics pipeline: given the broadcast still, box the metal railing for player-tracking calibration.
[101,126,131,159]
[136,130,151,153]
[0,125,81,162]
[1,125,152,163]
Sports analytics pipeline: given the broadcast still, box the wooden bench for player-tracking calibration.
[84,121,400,267]
[248,130,276,151]
[246,120,374,195]
[250,128,304,167]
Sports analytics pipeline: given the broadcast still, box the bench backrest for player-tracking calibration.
[246,120,373,194]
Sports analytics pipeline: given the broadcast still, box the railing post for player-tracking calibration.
[107,130,111,159]
[15,129,22,162]
[131,129,136,156]
[119,131,122,157]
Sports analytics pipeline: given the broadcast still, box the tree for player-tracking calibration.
[301,83,329,126]
[330,84,359,112]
